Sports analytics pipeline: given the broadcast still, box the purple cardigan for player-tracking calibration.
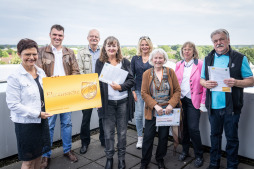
[175,59,206,109]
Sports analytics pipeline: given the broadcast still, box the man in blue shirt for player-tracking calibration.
[77,29,105,154]
[200,29,253,169]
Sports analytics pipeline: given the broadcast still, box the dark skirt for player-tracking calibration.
[14,119,51,161]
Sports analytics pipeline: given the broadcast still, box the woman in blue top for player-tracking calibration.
[131,36,153,149]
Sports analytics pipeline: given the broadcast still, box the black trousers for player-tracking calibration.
[141,116,170,166]
[80,108,105,146]
[181,97,203,158]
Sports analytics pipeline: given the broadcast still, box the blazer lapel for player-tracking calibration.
[190,63,198,78]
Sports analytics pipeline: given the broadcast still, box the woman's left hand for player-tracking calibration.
[110,82,122,91]
[165,104,173,115]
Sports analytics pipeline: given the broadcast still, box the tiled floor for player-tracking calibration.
[1,129,254,169]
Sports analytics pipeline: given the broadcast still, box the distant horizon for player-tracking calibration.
[1,44,254,47]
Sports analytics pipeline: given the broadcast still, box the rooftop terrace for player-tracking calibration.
[1,128,254,169]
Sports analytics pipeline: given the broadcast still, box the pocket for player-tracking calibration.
[20,81,36,97]
[83,57,90,70]
[42,58,52,64]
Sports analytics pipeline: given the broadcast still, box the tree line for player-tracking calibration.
[1,45,254,65]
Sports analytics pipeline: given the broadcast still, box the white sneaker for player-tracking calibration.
[136,137,143,149]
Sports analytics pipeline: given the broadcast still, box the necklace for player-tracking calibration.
[153,68,163,90]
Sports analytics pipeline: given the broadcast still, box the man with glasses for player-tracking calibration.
[200,29,253,169]
[77,29,105,154]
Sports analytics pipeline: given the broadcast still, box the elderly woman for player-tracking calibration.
[95,36,135,169]
[140,49,181,169]
[6,39,52,169]
[131,36,153,149]
[175,41,206,168]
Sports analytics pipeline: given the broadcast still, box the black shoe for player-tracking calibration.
[105,158,113,169]
[139,164,148,169]
[206,165,219,169]
[157,160,165,169]
[80,145,88,154]
[118,159,125,169]
[194,157,204,168]
[178,152,189,161]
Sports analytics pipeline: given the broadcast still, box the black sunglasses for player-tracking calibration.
[139,36,150,40]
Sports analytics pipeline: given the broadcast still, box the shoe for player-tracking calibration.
[64,150,78,162]
[105,158,113,169]
[157,160,165,169]
[194,157,204,168]
[206,165,219,169]
[80,145,88,154]
[118,159,125,169]
[40,157,50,169]
[136,137,143,149]
[139,164,148,169]
[178,152,189,161]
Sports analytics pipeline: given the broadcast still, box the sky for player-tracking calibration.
[0,0,254,46]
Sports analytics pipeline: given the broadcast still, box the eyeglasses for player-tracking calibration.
[139,36,150,40]
[89,35,100,39]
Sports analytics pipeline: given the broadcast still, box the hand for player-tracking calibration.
[165,104,173,115]
[40,112,53,119]
[154,105,163,116]
[110,82,122,91]
[132,91,137,102]
[224,78,236,87]
[205,80,218,89]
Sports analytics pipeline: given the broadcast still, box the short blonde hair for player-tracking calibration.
[149,48,169,66]
[136,36,153,56]
[180,41,199,60]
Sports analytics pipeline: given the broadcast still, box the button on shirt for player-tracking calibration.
[52,46,65,76]
[89,46,100,73]
[180,59,194,99]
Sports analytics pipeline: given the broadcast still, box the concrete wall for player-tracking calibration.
[1,90,254,159]
[0,91,99,159]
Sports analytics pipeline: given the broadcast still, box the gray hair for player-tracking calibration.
[149,48,169,66]
[87,29,100,38]
[210,29,230,40]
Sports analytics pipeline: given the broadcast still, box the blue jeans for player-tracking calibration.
[209,109,240,169]
[103,98,128,160]
[135,90,144,137]
[43,112,72,157]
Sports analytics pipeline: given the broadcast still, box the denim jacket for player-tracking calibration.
[6,64,46,123]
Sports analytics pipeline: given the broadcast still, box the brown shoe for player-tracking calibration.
[40,157,50,169]
[64,150,78,163]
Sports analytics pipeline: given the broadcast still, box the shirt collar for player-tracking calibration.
[184,59,194,67]
[215,51,229,57]
[88,45,100,52]
[51,45,62,53]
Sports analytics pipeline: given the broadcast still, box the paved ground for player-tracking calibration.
[1,129,254,169]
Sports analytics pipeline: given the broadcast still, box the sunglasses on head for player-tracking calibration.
[139,36,150,40]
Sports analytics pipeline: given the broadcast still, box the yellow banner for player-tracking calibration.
[43,73,102,114]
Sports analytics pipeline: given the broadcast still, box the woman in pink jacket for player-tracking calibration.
[175,41,206,168]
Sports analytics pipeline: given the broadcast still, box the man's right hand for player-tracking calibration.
[205,80,218,89]
[132,91,137,102]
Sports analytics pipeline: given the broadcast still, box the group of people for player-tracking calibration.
[5,25,254,169]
